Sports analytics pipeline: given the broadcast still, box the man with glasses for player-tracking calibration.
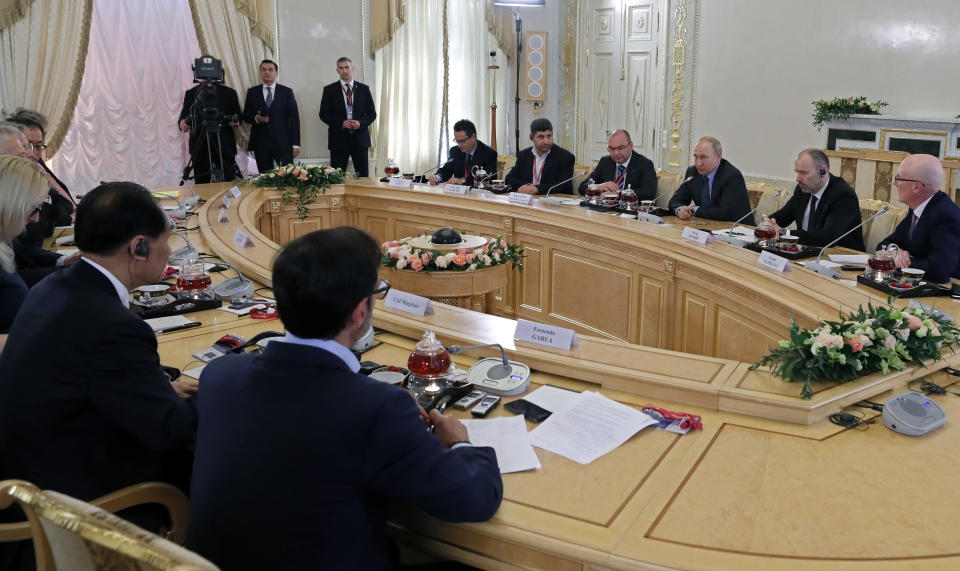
[879,153,960,283]
[767,148,863,250]
[578,129,657,200]
[430,119,498,188]
[505,117,576,195]
[187,226,502,570]
[669,136,753,224]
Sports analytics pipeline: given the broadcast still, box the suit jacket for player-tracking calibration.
[769,175,864,250]
[0,268,27,334]
[186,341,503,570]
[505,144,576,195]
[436,140,498,187]
[178,83,241,157]
[879,190,960,283]
[578,151,658,200]
[318,80,377,150]
[242,83,301,156]
[668,159,754,225]
[0,260,197,500]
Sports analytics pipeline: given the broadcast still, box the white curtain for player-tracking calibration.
[374,0,445,177]
[0,0,92,158]
[49,0,199,193]
[447,0,509,159]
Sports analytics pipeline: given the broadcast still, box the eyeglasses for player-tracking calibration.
[371,279,391,299]
[454,136,473,145]
[607,143,631,153]
[28,204,42,217]
[26,143,47,151]
[894,176,924,186]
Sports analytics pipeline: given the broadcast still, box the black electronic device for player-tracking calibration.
[454,390,487,410]
[504,399,552,422]
[359,361,383,376]
[471,395,501,417]
[192,56,224,83]
[132,296,222,319]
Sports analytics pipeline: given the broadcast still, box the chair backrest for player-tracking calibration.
[2,481,216,571]
[746,181,786,220]
[826,149,960,207]
[860,199,905,253]
[655,169,681,208]
[496,155,516,179]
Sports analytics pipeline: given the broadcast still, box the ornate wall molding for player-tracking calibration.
[667,0,687,167]
[686,0,700,167]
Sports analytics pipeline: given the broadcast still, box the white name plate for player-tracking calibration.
[228,186,242,199]
[388,177,413,189]
[515,319,579,350]
[384,289,434,316]
[221,195,231,208]
[232,229,254,248]
[443,183,469,195]
[757,250,792,272]
[681,226,712,244]
[508,192,533,205]
[217,207,230,223]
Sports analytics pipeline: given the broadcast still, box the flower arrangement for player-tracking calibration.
[250,163,347,220]
[812,96,888,130]
[381,235,524,273]
[750,302,958,399]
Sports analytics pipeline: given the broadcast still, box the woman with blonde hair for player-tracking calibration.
[0,155,50,352]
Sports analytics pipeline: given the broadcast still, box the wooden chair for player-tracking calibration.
[825,149,960,206]
[859,199,906,253]
[495,155,516,180]
[655,169,681,208]
[0,480,205,571]
[746,181,786,220]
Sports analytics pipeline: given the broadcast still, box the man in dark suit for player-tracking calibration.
[430,118,498,187]
[668,136,753,224]
[0,182,197,567]
[768,148,864,250]
[242,59,301,174]
[186,227,502,570]
[880,153,960,283]
[578,129,657,200]
[319,57,377,177]
[178,70,242,183]
[505,117,576,195]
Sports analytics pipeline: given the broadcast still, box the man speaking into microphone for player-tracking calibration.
[767,148,863,250]
[578,129,657,200]
[505,118,575,195]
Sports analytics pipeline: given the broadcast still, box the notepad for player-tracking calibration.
[461,415,541,474]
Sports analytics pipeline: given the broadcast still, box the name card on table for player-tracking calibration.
[757,250,792,272]
[228,186,242,199]
[515,319,579,350]
[508,192,533,205]
[681,226,712,245]
[221,195,231,208]
[388,177,413,189]
[217,207,230,223]
[233,229,255,248]
[443,183,469,195]
[384,289,434,316]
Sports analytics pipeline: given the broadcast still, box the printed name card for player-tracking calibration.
[384,289,434,316]
[228,186,242,199]
[514,319,579,350]
[217,207,230,223]
[443,183,469,195]
[681,226,712,245]
[221,195,231,208]
[388,177,413,189]
[508,192,533,205]
[757,250,792,272]
[232,229,255,248]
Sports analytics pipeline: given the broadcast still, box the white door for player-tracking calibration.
[579,0,664,166]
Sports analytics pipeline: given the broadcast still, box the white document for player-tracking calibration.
[713,225,754,238]
[56,248,79,256]
[523,385,579,412]
[144,315,192,332]
[461,415,541,474]
[828,254,870,264]
[182,365,206,380]
[54,235,74,246]
[528,391,658,465]
[799,260,841,270]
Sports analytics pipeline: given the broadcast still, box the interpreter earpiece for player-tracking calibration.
[134,240,149,257]
[818,167,827,176]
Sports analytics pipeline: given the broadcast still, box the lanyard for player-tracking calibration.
[533,154,546,184]
[342,84,353,106]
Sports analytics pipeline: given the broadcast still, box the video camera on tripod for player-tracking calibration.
[179,56,239,185]
[184,57,239,134]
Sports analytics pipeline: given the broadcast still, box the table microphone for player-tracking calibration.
[714,190,782,247]
[169,228,198,264]
[544,170,589,198]
[211,262,256,301]
[417,163,446,183]
[448,343,532,395]
[806,205,888,279]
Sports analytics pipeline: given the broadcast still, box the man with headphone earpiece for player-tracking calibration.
[768,148,865,250]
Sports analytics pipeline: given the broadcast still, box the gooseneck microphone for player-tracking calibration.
[169,228,198,265]
[714,190,783,247]
[448,343,512,378]
[418,163,445,183]
[544,170,589,198]
[806,205,889,279]
[211,262,256,300]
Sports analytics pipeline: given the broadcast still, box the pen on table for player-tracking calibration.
[155,322,202,334]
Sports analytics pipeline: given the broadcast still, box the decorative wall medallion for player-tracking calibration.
[664,259,675,280]
[271,200,282,213]
[627,6,652,40]
[503,218,513,231]
[331,196,341,207]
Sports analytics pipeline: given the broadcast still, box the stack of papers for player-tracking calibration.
[461,415,540,473]
[713,225,755,238]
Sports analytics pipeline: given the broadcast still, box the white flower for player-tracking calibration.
[482,255,492,265]
[493,252,501,262]
[473,248,483,256]
[396,258,407,269]
[467,263,477,271]
[435,256,449,268]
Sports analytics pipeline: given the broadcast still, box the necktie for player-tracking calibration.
[265,85,273,107]
[701,175,712,207]
[806,195,819,230]
[345,84,353,105]
[615,164,626,189]
[909,212,919,239]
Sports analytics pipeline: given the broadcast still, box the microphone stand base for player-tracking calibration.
[465,357,531,396]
